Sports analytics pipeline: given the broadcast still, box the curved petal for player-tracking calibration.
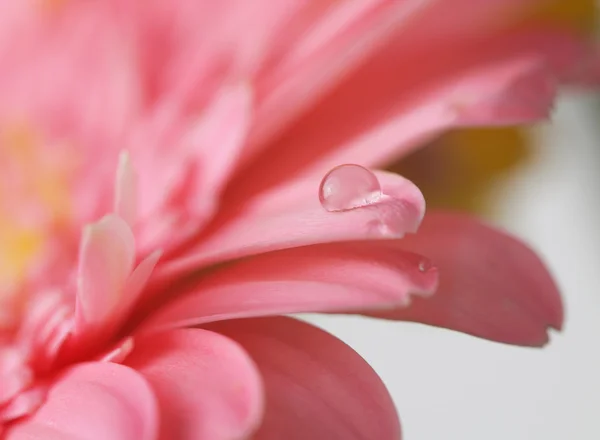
[5,362,158,440]
[229,30,598,209]
[248,0,543,157]
[160,170,424,278]
[368,211,563,346]
[125,329,264,440]
[75,214,135,330]
[141,240,437,332]
[205,317,401,440]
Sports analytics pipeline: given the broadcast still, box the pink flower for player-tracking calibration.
[0,1,597,439]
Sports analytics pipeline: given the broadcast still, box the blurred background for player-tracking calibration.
[306,91,600,439]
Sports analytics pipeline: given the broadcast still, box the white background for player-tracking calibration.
[305,93,600,440]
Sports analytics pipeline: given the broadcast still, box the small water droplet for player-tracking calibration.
[418,258,434,273]
[319,164,381,212]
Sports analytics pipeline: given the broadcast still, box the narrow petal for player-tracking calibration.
[177,81,253,218]
[206,317,401,440]
[368,211,563,346]
[133,82,253,252]
[142,241,437,332]
[75,215,135,330]
[114,150,138,228]
[229,30,598,208]
[125,329,264,440]
[5,362,158,440]
[160,171,424,278]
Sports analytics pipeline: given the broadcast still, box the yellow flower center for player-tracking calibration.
[0,124,73,310]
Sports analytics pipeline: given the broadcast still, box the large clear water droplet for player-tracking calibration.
[319,164,382,212]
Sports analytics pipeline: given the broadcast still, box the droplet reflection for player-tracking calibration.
[319,164,382,212]
[418,258,434,273]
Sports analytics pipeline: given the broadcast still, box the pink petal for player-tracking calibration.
[75,215,136,330]
[5,362,158,440]
[160,170,424,278]
[125,328,264,440]
[206,317,401,440]
[229,30,598,208]
[108,250,162,335]
[133,82,252,227]
[173,81,253,219]
[369,211,563,346]
[248,0,541,156]
[142,240,437,332]
[114,150,138,228]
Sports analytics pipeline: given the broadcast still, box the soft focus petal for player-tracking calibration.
[5,362,158,440]
[368,211,563,346]
[161,171,424,278]
[248,0,544,155]
[114,150,138,228]
[109,250,162,332]
[141,240,437,332]
[75,214,135,330]
[125,329,264,440]
[206,317,401,440]
[228,30,598,208]
[133,82,253,231]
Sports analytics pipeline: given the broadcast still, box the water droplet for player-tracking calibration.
[319,164,381,212]
[418,258,434,273]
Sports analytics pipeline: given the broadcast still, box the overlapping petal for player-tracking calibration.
[125,328,264,440]
[227,30,598,209]
[367,212,563,346]
[5,362,158,440]
[141,240,437,332]
[160,171,424,278]
[207,317,401,440]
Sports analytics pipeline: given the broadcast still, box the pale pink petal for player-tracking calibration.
[125,329,264,440]
[75,215,135,330]
[160,170,424,278]
[114,150,138,228]
[142,240,437,332]
[206,317,401,440]
[5,362,158,440]
[229,30,598,207]
[369,212,563,346]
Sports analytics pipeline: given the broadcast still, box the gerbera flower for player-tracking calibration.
[0,1,597,439]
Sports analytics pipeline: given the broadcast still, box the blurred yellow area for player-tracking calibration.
[0,125,71,295]
[391,0,597,215]
[390,129,531,213]
[0,221,42,293]
[520,0,597,32]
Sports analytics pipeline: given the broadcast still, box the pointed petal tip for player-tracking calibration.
[114,150,138,228]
